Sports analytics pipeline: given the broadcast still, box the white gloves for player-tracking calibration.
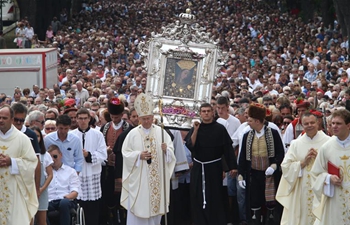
[265,167,275,176]
[238,180,246,189]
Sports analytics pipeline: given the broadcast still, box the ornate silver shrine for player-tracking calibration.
[138,9,223,130]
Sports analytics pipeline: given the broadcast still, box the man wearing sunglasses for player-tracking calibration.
[47,144,80,225]
[11,103,41,199]
[27,110,45,131]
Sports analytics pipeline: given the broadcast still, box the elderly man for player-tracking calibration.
[276,112,330,225]
[304,63,317,83]
[311,109,350,224]
[0,105,38,224]
[121,93,175,225]
[75,81,89,105]
[27,110,46,131]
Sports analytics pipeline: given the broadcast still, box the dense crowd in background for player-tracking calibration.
[6,0,349,125]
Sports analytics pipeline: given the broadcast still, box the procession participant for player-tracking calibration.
[44,114,84,173]
[238,103,284,225]
[0,105,38,224]
[185,103,237,225]
[311,109,350,225]
[216,96,241,224]
[283,98,310,148]
[276,112,330,225]
[121,93,176,225]
[100,97,129,224]
[112,108,139,225]
[71,108,107,225]
[11,103,41,200]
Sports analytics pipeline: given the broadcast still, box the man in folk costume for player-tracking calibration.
[71,108,107,225]
[283,98,310,148]
[121,93,176,225]
[113,108,139,225]
[238,103,284,225]
[185,103,237,225]
[311,109,350,224]
[100,97,129,224]
[276,112,330,225]
[0,105,38,224]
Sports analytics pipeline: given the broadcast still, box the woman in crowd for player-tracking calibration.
[31,126,53,225]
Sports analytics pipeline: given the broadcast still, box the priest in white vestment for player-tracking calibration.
[311,109,350,225]
[121,93,176,225]
[276,112,330,225]
[0,106,38,225]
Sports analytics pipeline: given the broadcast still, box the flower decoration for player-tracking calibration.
[64,98,76,107]
[266,108,272,117]
[110,97,121,105]
[295,97,304,104]
[309,109,323,118]
[162,100,198,118]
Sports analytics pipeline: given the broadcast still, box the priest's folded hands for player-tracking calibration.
[141,151,152,160]
[0,153,11,167]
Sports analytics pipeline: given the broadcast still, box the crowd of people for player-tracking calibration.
[2,0,350,224]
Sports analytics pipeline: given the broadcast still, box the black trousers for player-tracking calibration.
[250,170,266,209]
[78,199,100,225]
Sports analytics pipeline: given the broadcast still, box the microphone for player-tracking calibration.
[147,154,152,164]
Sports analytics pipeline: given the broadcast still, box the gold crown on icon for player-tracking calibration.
[177,60,196,70]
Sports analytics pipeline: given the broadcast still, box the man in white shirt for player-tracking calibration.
[47,144,80,225]
[216,96,240,224]
[75,81,89,105]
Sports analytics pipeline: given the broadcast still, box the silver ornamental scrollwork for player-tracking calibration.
[150,8,218,45]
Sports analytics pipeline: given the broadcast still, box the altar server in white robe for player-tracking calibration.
[276,112,330,225]
[121,93,176,225]
[71,108,107,225]
[311,109,350,225]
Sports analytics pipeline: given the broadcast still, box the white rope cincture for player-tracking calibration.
[193,158,221,209]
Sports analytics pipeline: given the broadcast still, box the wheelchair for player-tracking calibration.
[47,203,85,225]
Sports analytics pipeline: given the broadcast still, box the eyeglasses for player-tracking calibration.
[52,155,58,159]
[45,127,56,131]
[201,110,211,113]
[284,122,291,125]
[45,118,55,121]
[14,117,25,123]
[36,120,45,125]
